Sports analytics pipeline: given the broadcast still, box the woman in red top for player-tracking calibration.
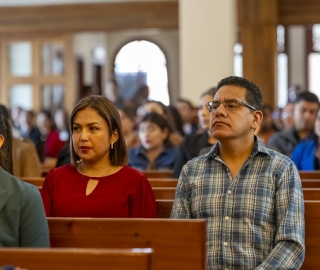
[41,95,157,218]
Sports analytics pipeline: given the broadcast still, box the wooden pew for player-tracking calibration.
[142,170,173,178]
[301,179,320,188]
[299,170,320,180]
[20,177,179,188]
[153,187,176,199]
[156,199,173,218]
[148,178,178,187]
[301,200,320,270]
[0,248,153,270]
[302,188,320,200]
[47,218,206,270]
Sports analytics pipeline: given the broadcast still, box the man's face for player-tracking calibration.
[209,85,261,142]
[293,100,319,132]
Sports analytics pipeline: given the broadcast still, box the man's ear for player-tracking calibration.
[251,110,263,130]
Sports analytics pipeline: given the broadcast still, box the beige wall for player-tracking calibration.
[179,0,236,103]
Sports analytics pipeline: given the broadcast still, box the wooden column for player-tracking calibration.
[238,0,278,107]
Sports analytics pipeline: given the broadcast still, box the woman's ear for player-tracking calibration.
[0,135,4,148]
[162,128,169,141]
[251,110,263,130]
[111,129,119,145]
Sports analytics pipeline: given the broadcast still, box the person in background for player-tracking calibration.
[117,106,140,150]
[174,98,198,135]
[129,112,178,170]
[281,101,295,130]
[41,95,157,218]
[0,104,41,178]
[268,91,319,158]
[256,104,279,144]
[171,76,305,269]
[137,100,183,147]
[36,110,65,158]
[173,88,218,178]
[292,108,320,170]
[54,108,70,143]
[18,109,43,162]
[0,110,49,247]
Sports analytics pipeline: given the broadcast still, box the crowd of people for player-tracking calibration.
[0,76,310,269]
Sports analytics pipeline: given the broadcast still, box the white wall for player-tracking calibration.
[179,0,236,102]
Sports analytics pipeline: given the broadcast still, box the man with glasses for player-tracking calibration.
[171,76,305,269]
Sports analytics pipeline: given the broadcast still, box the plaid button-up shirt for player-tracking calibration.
[171,137,305,270]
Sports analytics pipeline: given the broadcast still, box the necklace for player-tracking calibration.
[77,164,112,178]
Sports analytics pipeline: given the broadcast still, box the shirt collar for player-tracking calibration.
[207,135,272,159]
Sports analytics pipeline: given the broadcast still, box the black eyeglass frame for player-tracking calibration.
[207,99,256,113]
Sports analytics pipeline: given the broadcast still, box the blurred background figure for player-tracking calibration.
[256,104,279,144]
[117,106,140,150]
[10,106,22,137]
[104,78,123,106]
[129,112,178,170]
[268,91,319,158]
[136,100,183,147]
[54,108,70,142]
[36,110,65,159]
[292,107,320,170]
[173,87,218,178]
[174,98,198,136]
[18,109,43,162]
[281,102,295,130]
[0,104,41,177]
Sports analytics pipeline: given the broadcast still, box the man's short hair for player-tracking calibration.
[216,76,263,111]
[295,91,319,104]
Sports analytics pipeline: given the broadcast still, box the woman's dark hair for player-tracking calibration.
[69,95,128,167]
[139,112,172,146]
[0,105,13,174]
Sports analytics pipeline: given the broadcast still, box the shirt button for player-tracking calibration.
[225,216,229,220]
[227,190,231,194]
[223,242,228,246]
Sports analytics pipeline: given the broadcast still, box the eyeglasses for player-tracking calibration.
[207,99,256,113]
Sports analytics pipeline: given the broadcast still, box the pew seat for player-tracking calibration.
[47,218,206,270]
[0,248,153,270]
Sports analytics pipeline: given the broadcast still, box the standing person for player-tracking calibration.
[41,95,157,218]
[172,88,218,178]
[0,111,49,247]
[171,76,305,269]
[268,92,319,158]
[292,108,320,170]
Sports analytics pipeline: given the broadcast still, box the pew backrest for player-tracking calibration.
[301,200,320,270]
[48,218,206,270]
[302,188,320,200]
[142,170,173,178]
[299,171,320,179]
[0,248,153,270]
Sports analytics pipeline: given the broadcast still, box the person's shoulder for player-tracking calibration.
[264,146,296,167]
[119,165,146,179]
[46,164,75,178]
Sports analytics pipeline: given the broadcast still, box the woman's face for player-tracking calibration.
[72,107,118,164]
[315,109,320,137]
[198,94,213,130]
[36,113,51,134]
[139,121,167,151]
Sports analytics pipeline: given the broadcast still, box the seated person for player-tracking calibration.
[173,88,218,178]
[174,98,198,135]
[0,111,49,247]
[292,107,320,170]
[0,104,41,177]
[129,112,178,170]
[136,100,183,147]
[41,95,157,218]
[117,106,140,149]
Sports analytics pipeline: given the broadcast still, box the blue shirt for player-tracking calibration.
[292,139,317,170]
[171,137,305,270]
[128,145,178,170]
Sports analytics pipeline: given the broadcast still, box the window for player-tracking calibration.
[114,40,169,105]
